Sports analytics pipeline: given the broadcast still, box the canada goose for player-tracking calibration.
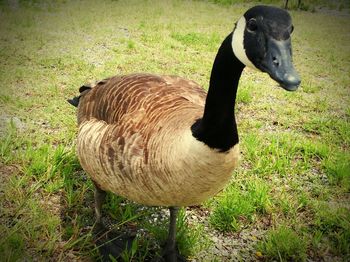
[68,5,300,261]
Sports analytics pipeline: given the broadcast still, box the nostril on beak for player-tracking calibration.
[272,56,279,66]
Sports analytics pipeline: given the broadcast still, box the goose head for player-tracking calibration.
[232,5,301,91]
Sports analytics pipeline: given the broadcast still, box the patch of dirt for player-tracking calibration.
[0,163,20,234]
[39,191,63,218]
[315,7,350,17]
[0,163,19,194]
[187,206,268,261]
[0,114,26,136]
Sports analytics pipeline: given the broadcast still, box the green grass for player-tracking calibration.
[210,179,271,231]
[0,0,350,261]
[313,205,350,257]
[208,0,350,11]
[257,226,307,261]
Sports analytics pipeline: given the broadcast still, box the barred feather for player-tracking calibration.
[76,73,239,206]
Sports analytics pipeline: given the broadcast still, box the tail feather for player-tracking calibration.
[67,84,93,107]
[67,96,81,107]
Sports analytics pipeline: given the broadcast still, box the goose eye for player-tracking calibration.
[247,18,257,32]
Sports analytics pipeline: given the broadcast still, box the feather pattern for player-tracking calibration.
[77,73,239,206]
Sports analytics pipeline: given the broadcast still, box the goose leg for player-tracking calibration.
[163,207,186,262]
[93,182,106,224]
[284,0,289,9]
[92,183,135,261]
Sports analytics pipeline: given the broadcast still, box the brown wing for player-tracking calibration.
[76,73,206,187]
[77,73,206,125]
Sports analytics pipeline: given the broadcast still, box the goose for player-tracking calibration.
[68,5,300,261]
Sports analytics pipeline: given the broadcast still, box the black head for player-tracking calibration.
[232,5,301,91]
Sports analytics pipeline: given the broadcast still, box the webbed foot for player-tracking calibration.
[93,222,136,261]
[162,244,187,262]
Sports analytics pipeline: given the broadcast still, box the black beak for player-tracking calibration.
[260,38,301,91]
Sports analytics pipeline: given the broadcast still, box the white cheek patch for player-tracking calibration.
[232,16,258,70]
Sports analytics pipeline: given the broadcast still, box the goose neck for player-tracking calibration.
[191,32,245,152]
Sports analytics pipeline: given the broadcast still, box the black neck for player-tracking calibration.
[191,33,245,152]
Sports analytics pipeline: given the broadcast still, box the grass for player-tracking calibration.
[257,226,307,261]
[209,179,271,231]
[209,0,350,11]
[0,0,349,261]
[313,205,350,257]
